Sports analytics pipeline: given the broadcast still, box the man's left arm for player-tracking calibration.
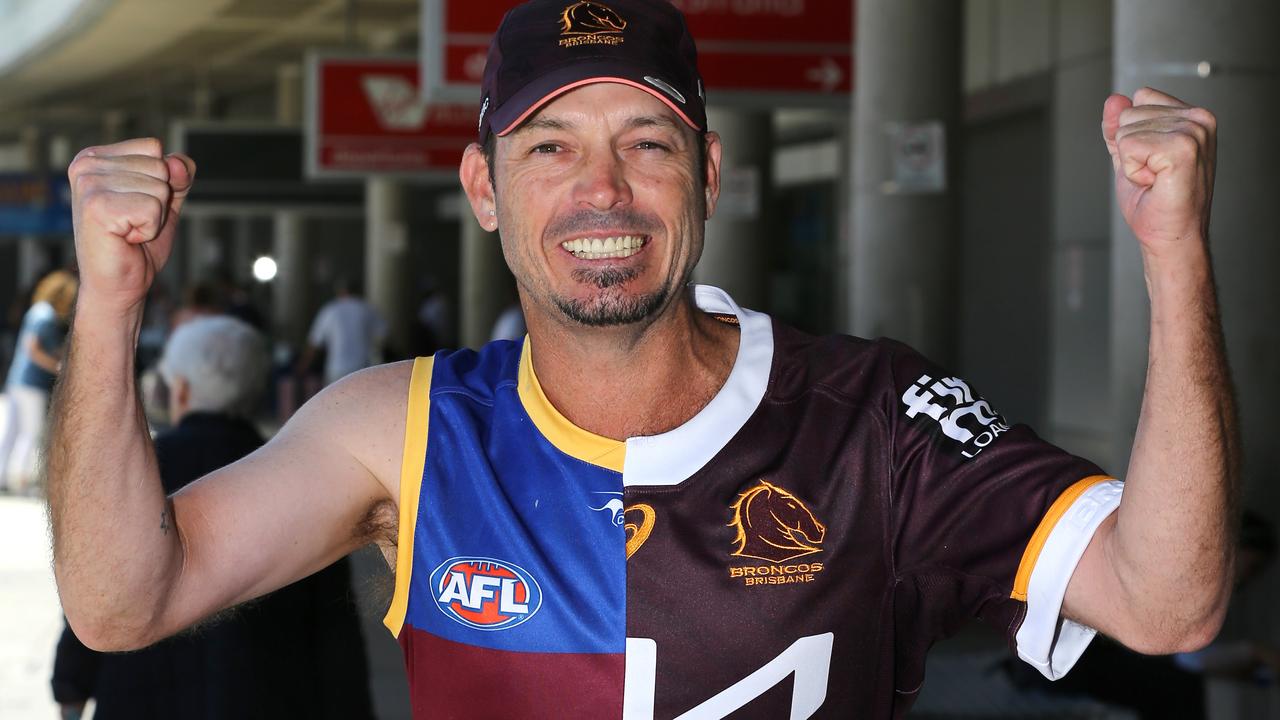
[1063,87,1239,653]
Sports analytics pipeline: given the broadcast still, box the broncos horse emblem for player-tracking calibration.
[560,1,627,35]
[729,480,826,562]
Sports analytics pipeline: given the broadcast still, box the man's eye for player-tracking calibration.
[530,143,562,154]
[635,140,670,151]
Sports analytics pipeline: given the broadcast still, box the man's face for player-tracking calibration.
[470,82,720,328]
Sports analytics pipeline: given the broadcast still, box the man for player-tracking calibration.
[298,277,388,385]
[49,1,1236,718]
[51,316,374,720]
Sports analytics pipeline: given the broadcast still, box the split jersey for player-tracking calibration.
[383,285,1123,719]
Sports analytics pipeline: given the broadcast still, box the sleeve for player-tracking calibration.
[882,339,1122,681]
[32,315,65,355]
[307,306,330,347]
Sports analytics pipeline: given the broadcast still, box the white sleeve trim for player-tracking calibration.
[1015,479,1124,680]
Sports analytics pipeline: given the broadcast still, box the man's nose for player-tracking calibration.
[573,149,633,211]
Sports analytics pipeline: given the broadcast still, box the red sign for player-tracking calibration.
[422,0,853,103]
[305,54,476,178]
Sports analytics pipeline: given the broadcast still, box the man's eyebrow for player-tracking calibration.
[513,117,575,134]
[512,114,682,135]
[625,115,681,131]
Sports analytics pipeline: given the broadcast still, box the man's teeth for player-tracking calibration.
[561,235,645,259]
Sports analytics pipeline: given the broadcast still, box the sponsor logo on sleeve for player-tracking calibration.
[559,1,627,48]
[901,374,1010,459]
[726,480,826,587]
[430,557,542,631]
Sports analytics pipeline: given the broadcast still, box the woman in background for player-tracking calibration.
[0,269,77,494]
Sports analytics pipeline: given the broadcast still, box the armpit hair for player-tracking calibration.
[354,498,399,614]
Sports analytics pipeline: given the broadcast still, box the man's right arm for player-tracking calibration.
[48,139,408,650]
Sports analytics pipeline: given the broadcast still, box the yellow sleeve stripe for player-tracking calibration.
[1011,474,1112,602]
[383,355,434,637]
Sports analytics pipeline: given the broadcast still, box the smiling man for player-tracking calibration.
[48,1,1237,718]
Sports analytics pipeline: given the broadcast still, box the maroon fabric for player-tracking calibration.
[399,624,624,719]
[622,323,1106,718]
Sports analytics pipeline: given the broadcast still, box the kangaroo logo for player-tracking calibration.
[729,481,826,563]
[589,492,625,526]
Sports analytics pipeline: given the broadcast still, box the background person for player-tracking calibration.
[0,269,76,494]
[50,316,374,720]
[297,277,387,386]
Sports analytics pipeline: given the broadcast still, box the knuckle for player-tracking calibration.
[67,152,100,179]
[73,171,102,196]
[1188,107,1217,130]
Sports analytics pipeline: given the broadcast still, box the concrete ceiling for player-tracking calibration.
[0,0,420,138]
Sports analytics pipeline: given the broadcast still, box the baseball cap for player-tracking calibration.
[477,0,707,144]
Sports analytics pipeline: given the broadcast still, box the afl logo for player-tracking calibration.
[430,557,543,631]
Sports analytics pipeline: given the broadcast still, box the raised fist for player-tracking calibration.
[1102,87,1216,253]
[68,138,195,312]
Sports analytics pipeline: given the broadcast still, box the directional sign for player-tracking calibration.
[305,53,476,179]
[421,0,853,107]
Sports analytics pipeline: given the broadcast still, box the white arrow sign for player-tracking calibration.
[804,57,843,93]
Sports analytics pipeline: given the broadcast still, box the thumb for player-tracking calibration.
[1101,93,1132,172]
[165,153,196,219]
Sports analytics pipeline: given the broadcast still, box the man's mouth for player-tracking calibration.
[560,235,647,260]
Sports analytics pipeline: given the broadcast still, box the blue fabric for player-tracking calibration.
[6,302,63,391]
[405,340,627,655]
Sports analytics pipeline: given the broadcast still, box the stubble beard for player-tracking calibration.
[553,264,671,327]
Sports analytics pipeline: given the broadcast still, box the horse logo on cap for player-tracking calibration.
[559,2,627,47]
[729,480,826,563]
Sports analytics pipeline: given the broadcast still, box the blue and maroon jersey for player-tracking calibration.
[383,285,1123,719]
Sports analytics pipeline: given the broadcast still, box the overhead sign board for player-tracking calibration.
[171,123,362,206]
[421,0,853,106]
[305,53,476,180]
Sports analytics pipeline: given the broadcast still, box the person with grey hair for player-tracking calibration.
[158,315,268,421]
[51,315,374,720]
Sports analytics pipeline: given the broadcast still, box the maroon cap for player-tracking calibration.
[477,0,706,144]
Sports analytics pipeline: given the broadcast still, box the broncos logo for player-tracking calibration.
[625,503,655,559]
[729,480,826,563]
[560,1,627,35]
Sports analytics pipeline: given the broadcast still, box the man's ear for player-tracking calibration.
[169,375,191,420]
[459,142,498,233]
[702,131,723,220]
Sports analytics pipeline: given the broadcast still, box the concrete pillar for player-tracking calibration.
[365,177,413,355]
[271,62,308,347]
[102,110,128,144]
[272,212,309,347]
[232,215,253,284]
[1112,2,1280,700]
[695,109,771,309]
[275,64,303,127]
[17,236,46,289]
[847,0,960,363]
[20,126,44,174]
[192,80,215,122]
[459,219,508,349]
[185,216,218,284]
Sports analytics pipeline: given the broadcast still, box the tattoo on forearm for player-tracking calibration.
[160,508,170,535]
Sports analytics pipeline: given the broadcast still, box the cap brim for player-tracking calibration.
[489,60,701,139]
